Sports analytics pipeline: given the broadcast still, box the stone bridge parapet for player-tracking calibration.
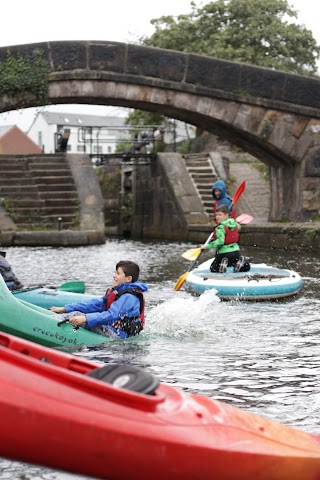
[1,41,320,221]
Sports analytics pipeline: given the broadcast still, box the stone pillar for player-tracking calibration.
[270,164,302,222]
[67,154,105,232]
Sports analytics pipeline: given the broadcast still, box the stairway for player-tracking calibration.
[183,153,217,218]
[0,154,80,230]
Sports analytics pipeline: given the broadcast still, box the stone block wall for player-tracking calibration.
[131,153,208,240]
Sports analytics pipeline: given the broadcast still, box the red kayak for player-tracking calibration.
[0,332,320,480]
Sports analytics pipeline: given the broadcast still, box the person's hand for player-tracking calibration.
[200,245,206,251]
[68,315,87,327]
[50,306,66,313]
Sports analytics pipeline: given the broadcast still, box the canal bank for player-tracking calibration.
[187,222,320,251]
[0,150,319,250]
[0,229,105,247]
[0,222,320,250]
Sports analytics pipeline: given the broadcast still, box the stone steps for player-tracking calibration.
[183,153,217,217]
[17,215,77,230]
[11,206,78,216]
[0,154,80,230]
[1,183,77,193]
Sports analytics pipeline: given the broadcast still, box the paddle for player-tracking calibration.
[174,180,247,291]
[231,180,246,208]
[235,213,253,225]
[57,281,85,294]
[181,213,253,261]
[15,281,86,294]
[173,234,213,291]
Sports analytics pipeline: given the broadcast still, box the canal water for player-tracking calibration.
[0,239,319,479]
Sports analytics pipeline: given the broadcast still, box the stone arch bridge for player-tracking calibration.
[1,40,320,222]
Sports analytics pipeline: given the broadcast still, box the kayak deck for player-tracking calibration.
[12,285,99,309]
[0,332,320,480]
[0,275,109,347]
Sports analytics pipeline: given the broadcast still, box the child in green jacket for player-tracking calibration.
[201,205,250,273]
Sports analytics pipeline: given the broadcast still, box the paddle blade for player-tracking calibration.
[173,272,189,291]
[181,247,201,261]
[231,180,246,206]
[236,214,253,225]
[58,281,85,293]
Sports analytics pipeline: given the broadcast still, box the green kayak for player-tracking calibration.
[0,275,108,348]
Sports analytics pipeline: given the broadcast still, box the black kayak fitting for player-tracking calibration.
[86,364,159,395]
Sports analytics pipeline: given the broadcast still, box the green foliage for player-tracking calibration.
[141,0,320,76]
[252,161,270,181]
[304,228,320,242]
[115,140,133,153]
[125,109,172,152]
[153,139,166,153]
[173,139,191,155]
[125,110,165,127]
[121,192,133,225]
[309,216,320,223]
[95,169,121,198]
[0,50,50,106]
[125,109,168,140]
[277,214,291,222]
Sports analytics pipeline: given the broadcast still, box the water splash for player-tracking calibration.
[144,289,221,338]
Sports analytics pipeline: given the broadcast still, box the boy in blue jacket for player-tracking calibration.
[50,260,148,339]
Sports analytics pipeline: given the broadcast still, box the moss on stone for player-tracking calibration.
[0,50,50,107]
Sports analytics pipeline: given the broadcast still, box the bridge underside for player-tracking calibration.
[42,77,320,221]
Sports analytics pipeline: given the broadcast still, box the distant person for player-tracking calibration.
[200,205,250,273]
[0,251,23,290]
[211,179,236,222]
[50,260,148,339]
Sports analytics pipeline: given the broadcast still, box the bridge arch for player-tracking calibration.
[1,41,320,221]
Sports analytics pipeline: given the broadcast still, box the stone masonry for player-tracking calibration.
[0,41,320,221]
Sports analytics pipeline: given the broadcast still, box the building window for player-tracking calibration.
[38,131,42,147]
[67,145,71,151]
[107,146,112,153]
[93,145,102,153]
[77,145,86,152]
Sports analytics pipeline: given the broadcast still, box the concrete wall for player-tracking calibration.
[187,223,320,251]
[131,153,208,240]
[67,154,105,232]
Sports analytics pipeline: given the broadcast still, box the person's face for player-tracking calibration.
[113,267,132,287]
[214,188,222,198]
[216,211,229,223]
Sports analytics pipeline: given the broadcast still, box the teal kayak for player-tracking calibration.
[12,284,99,309]
[0,275,108,348]
[184,259,303,300]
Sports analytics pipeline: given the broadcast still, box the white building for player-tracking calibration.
[27,112,127,156]
[27,111,196,159]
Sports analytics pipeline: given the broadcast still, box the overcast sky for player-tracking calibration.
[0,0,318,130]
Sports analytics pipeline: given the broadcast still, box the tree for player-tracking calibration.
[124,109,168,153]
[124,110,165,128]
[141,0,320,76]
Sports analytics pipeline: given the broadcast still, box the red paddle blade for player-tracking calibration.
[231,180,246,206]
[236,214,253,224]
